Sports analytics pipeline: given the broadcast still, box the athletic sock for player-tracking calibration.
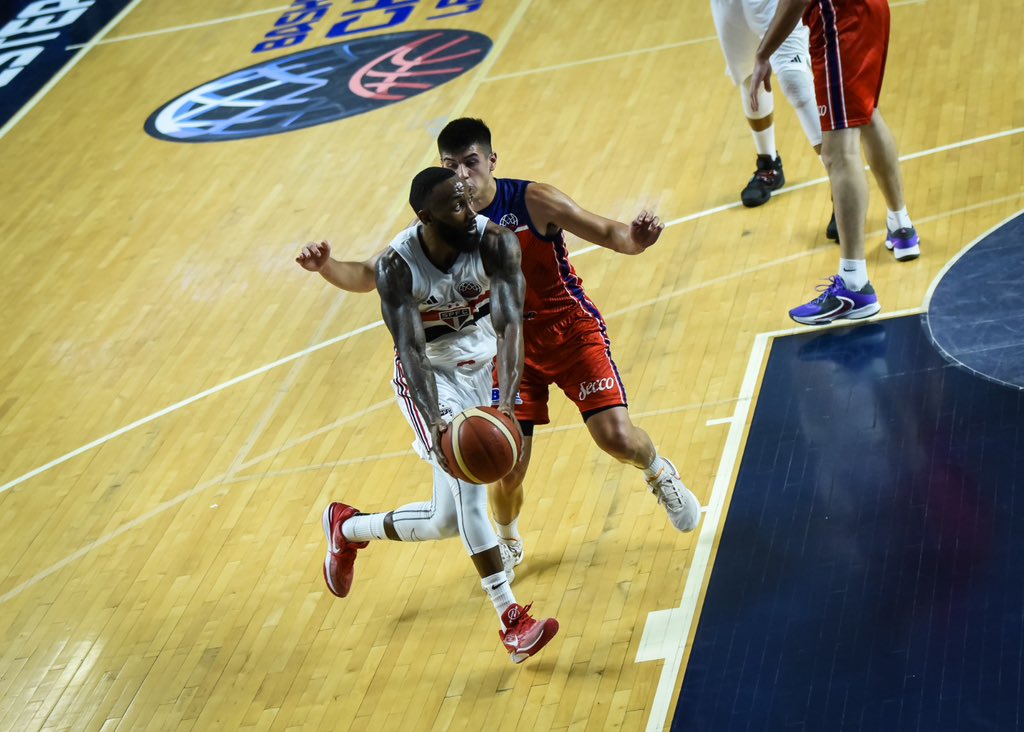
[887,207,913,231]
[342,512,387,542]
[839,259,869,291]
[495,518,520,543]
[482,571,516,623]
[752,128,776,159]
[643,454,667,481]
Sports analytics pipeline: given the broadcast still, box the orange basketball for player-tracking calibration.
[439,406,523,484]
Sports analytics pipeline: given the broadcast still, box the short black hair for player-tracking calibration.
[409,167,456,213]
[437,117,492,154]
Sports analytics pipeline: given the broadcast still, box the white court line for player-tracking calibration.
[639,328,769,731]
[0,0,147,140]
[482,1,923,83]
[483,36,718,82]
[606,190,1024,321]
[0,320,383,495]
[0,398,394,604]
[705,417,733,426]
[640,304,933,732]
[3,128,1020,497]
[227,0,538,468]
[569,127,1024,261]
[66,6,292,50]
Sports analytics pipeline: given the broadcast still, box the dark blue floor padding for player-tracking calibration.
[927,211,1024,390]
[673,316,1024,732]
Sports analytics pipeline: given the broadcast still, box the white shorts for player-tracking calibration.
[391,354,494,461]
[711,0,812,85]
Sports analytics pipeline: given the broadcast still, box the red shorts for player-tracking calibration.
[495,311,627,426]
[805,0,890,131]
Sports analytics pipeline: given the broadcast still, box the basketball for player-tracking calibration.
[439,406,523,484]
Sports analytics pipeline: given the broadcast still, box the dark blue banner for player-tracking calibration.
[1,0,136,131]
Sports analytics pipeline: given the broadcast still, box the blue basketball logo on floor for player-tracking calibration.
[144,30,491,142]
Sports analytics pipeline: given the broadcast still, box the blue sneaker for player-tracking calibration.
[885,227,920,261]
[789,275,881,325]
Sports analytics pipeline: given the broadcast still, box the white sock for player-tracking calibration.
[643,454,667,480]
[741,84,775,158]
[482,571,516,623]
[342,512,387,542]
[839,259,869,291]
[752,127,776,158]
[887,207,913,231]
[495,517,520,542]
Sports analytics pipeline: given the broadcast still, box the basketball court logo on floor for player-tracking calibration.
[145,29,492,142]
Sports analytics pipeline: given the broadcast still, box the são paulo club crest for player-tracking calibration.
[457,281,482,299]
[145,30,492,142]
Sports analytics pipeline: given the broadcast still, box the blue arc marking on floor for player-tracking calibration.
[927,210,1024,390]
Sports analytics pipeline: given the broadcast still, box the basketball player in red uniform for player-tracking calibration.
[436,118,701,565]
[298,119,701,572]
[749,0,921,325]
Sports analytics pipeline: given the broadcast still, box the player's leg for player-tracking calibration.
[554,318,701,532]
[584,406,701,532]
[862,110,920,261]
[449,366,556,662]
[790,3,881,325]
[488,431,531,564]
[321,363,506,598]
[790,126,880,325]
[488,363,549,565]
[711,0,784,206]
[765,18,837,239]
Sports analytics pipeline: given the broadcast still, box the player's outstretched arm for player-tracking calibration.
[524,182,663,255]
[296,240,383,292]
[479,223,525,419]
[375,250,447,464]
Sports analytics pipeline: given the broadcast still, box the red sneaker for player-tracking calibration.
[499,603,559,664]
[321,502,368,598]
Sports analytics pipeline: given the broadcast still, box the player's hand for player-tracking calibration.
[296,240,331,272]
[496,402,523,437]
[629,210,664,251]
[429,420,451,473]
[749,57,773,112]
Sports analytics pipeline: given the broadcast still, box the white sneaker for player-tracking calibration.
[498,542,518,584]
[646,458,701,532]
[499,537,525,566]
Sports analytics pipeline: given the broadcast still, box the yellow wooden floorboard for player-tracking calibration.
[2,0,1023,730]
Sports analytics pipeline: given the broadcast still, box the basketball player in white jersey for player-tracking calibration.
[319,167,558,663]
[712,0,836,238]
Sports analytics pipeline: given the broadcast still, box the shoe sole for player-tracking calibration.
[791,301,882,326]
[887,244,920,261]
[510,619,560,664]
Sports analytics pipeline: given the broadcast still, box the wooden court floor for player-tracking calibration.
[1,0,1022,729]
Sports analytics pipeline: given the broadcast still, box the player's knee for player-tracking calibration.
[498,458,529,492]
[741,80,773,120]
[433,506,461,538]
[776,66,814,109]
[592,422,638,461]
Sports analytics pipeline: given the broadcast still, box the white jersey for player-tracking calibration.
[387,214,496,372]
